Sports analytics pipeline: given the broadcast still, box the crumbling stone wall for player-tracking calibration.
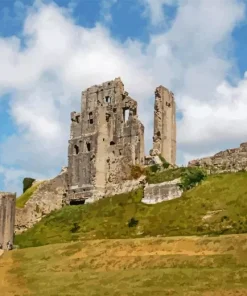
[188,142,247,173]
[142,179,182,204]
[15,168,68,234]
[0,192,16,249]
[151,86,176,165]
[66,77,145,204]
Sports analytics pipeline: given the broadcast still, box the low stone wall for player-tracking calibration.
[15,169,68,234]
[142,178,182,204]
[188,142,247,173]
[84,176,146,204]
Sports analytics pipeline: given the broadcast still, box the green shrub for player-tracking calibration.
[130,165,145,179]
[70,223,80,233]
[179,168,207,190]
[159,154,170,169]
[23,178,36,193]
[128,217,139,227]
[149,164,160,173]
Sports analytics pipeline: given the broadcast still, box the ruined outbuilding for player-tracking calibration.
[66,78,176,204]
[0,192,16,249]
[188,142,247,173]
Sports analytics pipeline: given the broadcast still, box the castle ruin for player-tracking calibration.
[188,142,247,173]
[66,78,176,204]
[0,192,16,249]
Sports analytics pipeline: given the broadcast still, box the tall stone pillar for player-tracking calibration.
[0,192,16,249]
[152,86,176,165]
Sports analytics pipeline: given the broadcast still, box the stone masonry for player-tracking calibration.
[142,179,182,204]
[0,192,16,249]
[188,142,247,173]
[66,78,176,204]
[15,168,68,234]
[151,86,176,165]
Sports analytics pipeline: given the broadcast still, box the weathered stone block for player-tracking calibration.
[142,178,182,204]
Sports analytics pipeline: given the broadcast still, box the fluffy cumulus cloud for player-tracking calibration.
[0,0,246,194]
[141,0,179,26]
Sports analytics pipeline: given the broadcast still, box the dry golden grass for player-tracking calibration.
[2,234,247,295]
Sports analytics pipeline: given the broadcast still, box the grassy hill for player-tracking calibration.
[2,235,247,295]
[15,171,247,248]
[16,181,43,208]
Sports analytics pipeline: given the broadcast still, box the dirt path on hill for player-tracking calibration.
[0,251,30,295]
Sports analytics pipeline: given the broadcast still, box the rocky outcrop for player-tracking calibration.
[188,142,247,173]
[142,178,182,204]
[15,168,68,234]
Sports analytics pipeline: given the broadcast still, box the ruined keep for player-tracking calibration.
[66,78,176,204]
[0,192,16,249]
[151,86,176,165]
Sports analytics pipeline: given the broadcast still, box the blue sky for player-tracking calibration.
[1,0,247,195]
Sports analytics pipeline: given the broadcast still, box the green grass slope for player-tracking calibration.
[15,172,247,248]
[16,181,43,208]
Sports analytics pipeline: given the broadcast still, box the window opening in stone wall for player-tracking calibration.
[75,115,80,123]
[70,200,85,205]
[89,112,93,124]
[74,145,79,155]
[104,96,111,103]
[106,113,111,122]
[123,108,130,122]
[119,149,122,155]
[86,142,91,152]
[110,141,115,145]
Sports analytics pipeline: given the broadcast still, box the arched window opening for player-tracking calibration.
[74,145,79,155]
[89,112,93,124]
[86,142,91,152]
[104,96,111,103]
[123,108,130,122]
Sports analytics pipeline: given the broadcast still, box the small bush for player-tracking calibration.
[70,223,80,233]
[179,168,207,190]
[128,217,139,228]
[159,155,170,169]
[23,178,36,193]
[150,164,160,173]
[130,165,145,179]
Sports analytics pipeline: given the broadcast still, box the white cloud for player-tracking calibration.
[0,0,246,193]
[100,0,118,23]
[141,0,178,26]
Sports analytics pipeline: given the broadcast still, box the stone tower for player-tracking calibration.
[66,77,145,204]
[152,86,176,165]
[0,192,16,249]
